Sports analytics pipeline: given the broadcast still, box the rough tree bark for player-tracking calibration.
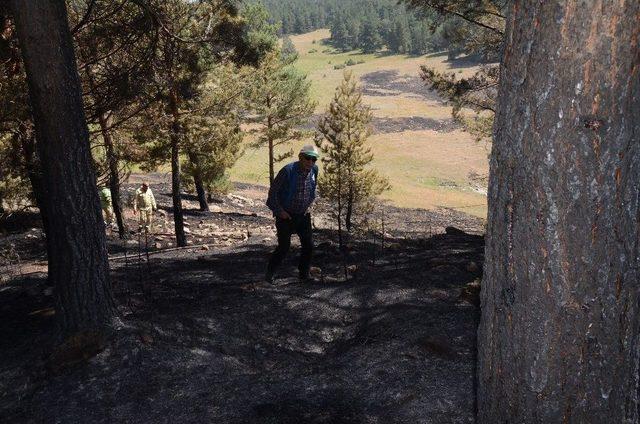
[9,0,116,335]
[478,1,640,423]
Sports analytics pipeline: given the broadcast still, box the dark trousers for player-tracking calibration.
[267,213,313,277]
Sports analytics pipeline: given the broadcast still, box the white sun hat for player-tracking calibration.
[299,144,319,158]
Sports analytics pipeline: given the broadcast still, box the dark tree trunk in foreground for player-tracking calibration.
[189,153,209,211]
[169,89,187,247]
[478,1,640,422]
[10,0,116,335]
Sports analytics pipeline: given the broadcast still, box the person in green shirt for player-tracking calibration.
[99,186,114,228]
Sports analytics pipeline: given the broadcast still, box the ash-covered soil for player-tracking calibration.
[0,175,484,424]
[300,69,461,135]
[359,70,442,102]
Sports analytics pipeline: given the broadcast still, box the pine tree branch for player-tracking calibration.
[70,0,97,34]
[439,7,503,35]
[402,0,504,35]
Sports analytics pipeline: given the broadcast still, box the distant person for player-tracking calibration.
[265,144,319,283]
[133,182,157,232]
[98,186,114,228]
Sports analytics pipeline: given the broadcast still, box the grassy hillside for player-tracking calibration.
[230,29,489,218]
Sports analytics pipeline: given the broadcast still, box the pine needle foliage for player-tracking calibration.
[248,49,315,183]
[182,62,247,197]
[315,71,390,247]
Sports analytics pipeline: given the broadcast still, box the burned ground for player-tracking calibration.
[0,178,484,424]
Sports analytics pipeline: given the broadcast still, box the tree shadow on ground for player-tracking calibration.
[0,228,483,423]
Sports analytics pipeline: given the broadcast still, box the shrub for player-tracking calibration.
[207,174,233,196]
[333,63,346,70]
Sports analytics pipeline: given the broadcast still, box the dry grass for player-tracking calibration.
[367,130,489,218]
[229,29,490,219]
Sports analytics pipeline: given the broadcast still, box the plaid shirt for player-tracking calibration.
[288,168,313,214]
[267,162,317,215]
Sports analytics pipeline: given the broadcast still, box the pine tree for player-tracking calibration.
[402,0,505,140]
[139,0,251,247]
[281,35,298,61]
[345,18,360,50]
[395,18,412,53]
[359,17,383,53]
[69,0,157,239]
[248,49,315,183]
[0,31,40,218]
[330,18,349,51]
[315,71,390,248]
[241,2,280,62]
[182,62,247,207]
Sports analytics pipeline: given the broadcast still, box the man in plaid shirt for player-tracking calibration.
[265,145,319,283]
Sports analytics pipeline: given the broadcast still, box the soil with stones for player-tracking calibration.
[0,174,485,424]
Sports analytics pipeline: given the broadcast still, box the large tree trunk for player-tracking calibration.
[169,89,187,247]
[10,0,116,334]
[478,1,640,422]
[189,153,209,211]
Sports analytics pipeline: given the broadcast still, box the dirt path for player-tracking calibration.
[0,179,483,423]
